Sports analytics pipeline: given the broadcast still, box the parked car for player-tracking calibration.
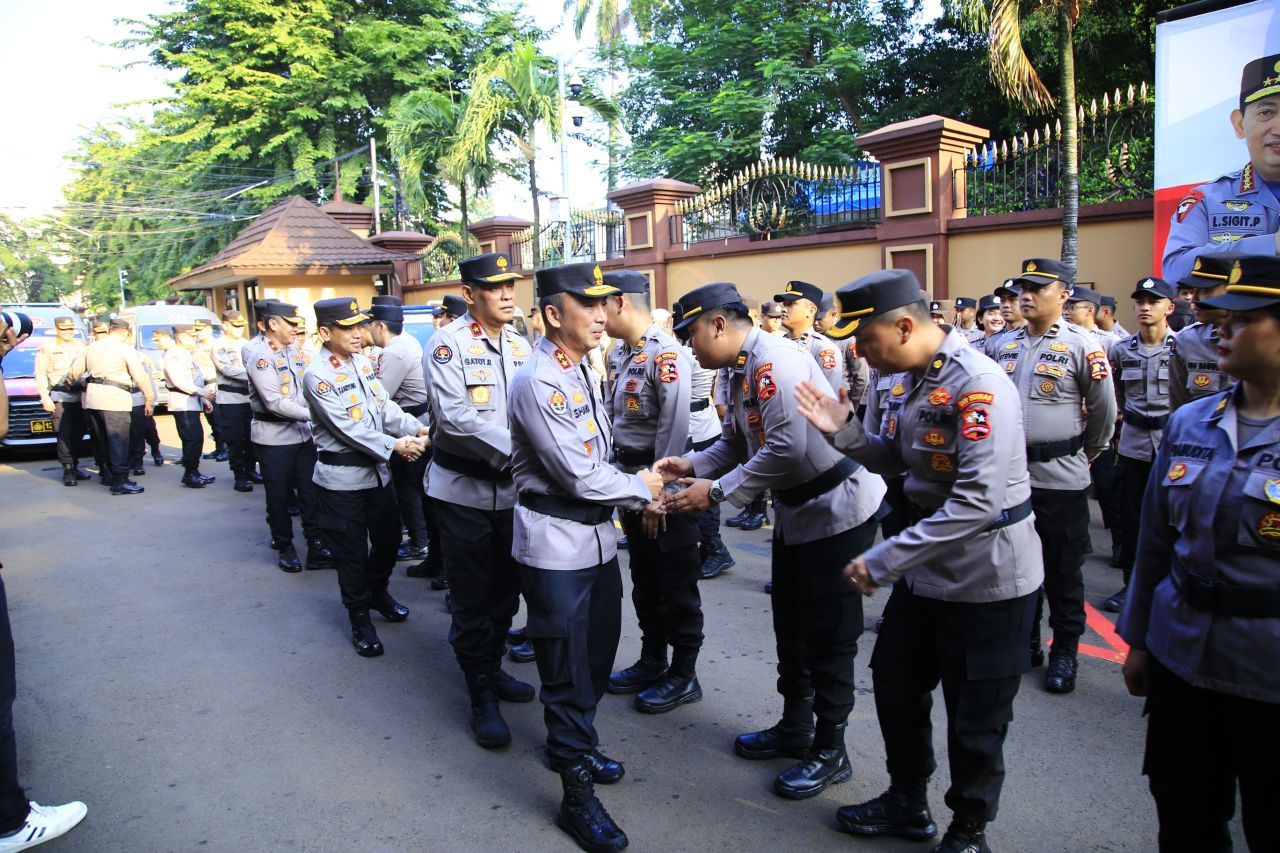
[1,305,88,449]
[402,305,440,350]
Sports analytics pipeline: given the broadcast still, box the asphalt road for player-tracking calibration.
[0,419,1245,852]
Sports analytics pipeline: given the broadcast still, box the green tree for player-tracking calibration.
[0,216,76,304]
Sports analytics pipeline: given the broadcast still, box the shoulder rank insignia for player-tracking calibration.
[735,350,748,370]
[554,348,573,372]
[470,321,483,338]
[328,354,342,369]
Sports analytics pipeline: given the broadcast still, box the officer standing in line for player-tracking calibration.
[193,320,226,462]
[164,323,217,489]
[992,259,1116,693]
[759,301,785,335]
[213,310,257,491]
[422,253,536,749]
[1169,255,1234,411]
[368,295,433,562]
[81,321,111,480]
[929,301,947,325]
[1063,286,1115,347]
[35,317,90,486]
[507,262,663,853]
[983,280,1026,356]
[65,318,153,495]
[954,297,985,344]
[243,301,331,573]
[775,280,845,393]
[1103,277,1177,614]
[795,269,1044,853]
[1097,295,1130,339]
[658,282,886,801]
[601,270,704,715]
[137,342,165,467]
[125,339,156,479]
[1162,54,1280,286]
[974,294,1005,346]
[1118,255,1280,852]
[302,298,429,657]
[437,294,467,327]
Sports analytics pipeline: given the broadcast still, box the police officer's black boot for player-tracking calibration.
[465,671,511,749]
[555,762,628,853]
[634,649,701,714]
[62,465,78,487]
[348,609,384,657]
[1045,637,1079,694]
[734,694,815,760]
[606,651,667,695]
[277,545,302,573]
[370,591,409,622]
[837,783,937,841]
[430,565,449,591]
[932,815,991,853]
[773,720,852,799]
[305,537,334,571]
[494,667,535,703]
[72,464,92,480]
[699,536,735,580]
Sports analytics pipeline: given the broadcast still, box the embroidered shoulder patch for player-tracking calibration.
[1176,189,1205,223]
[548,390,568,414]
[757,372,778,401]
[927,387,952,406]
[819,349,837,370]
[659,361,679,384]
[433,345,452,364]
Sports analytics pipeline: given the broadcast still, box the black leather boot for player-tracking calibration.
[1045,646,1078,694]
[370,592,409,622]
[634,672,702,714]
[607,655,667,694]
[699,539,735,579]
[549,750,625,785]
[62,465,78,487]
[465,672,511,749]
[305,537,334,570]
[555,763,628,853]
[734,695,815,760]
[773,721,851,799]
[837,788,938,840]
[348,609,384,657]
[277,545,302,573]
[933,815,991,853]
[494,668,535,703]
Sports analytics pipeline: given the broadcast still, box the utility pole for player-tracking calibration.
[557,55,572,262]
[370,138,382,235]
[117,269,129,312]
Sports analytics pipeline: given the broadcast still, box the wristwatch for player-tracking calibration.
[709,480,725,504]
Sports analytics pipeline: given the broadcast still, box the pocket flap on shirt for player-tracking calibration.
[1243,469,1280,505]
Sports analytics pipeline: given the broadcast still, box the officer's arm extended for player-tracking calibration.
[302,372,398,461]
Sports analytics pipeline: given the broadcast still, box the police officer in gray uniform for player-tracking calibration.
[954,297,985,345]
[774,280,845,393]
[1118,254,1280,852]
[974,294,1004,348]
[507,262,663,853]
[1097,295,1129,339]
[1104,277,1177,614]
[368,295,433,561]
[243,301,331,573]
[423,253,536,750]
[1169,255,1234,412]
[164,323,216,488]
[601,270,704,715]
[659,282,886,801]
[796,269,1044,853]
[983,280,1027,357]
[213,310,256,491]
[302,298,429,657]
[1162,54,1280,287]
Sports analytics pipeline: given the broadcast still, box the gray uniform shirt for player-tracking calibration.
[958,324,986,346]
[212,334,251,405]
[303,348,422,491]
[163,346,209,412]
[841,340,871,406]
[1169,321,1226,411]
[992,321,1117,490]
[66,338,151,412]
[788,328,844,394]
[687,350,720,445]
[689,326,885,546]
[605,323,691,467]
[509,336,652,571]
[424,313,530,511]
[376,332,429,408]
[34,339,85,404]
[243,335,313,446]
[829,329,1045,602]
[1110,332,1174,462]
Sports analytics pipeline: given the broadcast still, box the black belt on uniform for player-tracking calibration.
[218,382,249,394]
[1170,558,1280,618]
[52,382,80,394]
[1124,408,1169,431]
[432,446,512,481]
[88,377,136,392]
[909,497,1033,531]
[318,449,377,467]
[690,398,711,412]
[1026,434,1084,462]
[774,457,859,507]
[400,401,430,417]
[518,491,614,526]
[252,410,292,423]
[691,435,718,453]
[613,447,655,467]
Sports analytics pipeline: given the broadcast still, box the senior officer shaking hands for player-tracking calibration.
[796,269,1044,853]
[658,282,886,802]
[302,298,430,658]
[507,262,663,853]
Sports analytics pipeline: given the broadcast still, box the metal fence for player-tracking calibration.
[670,158,881,249]
[510,207,625,270]
[956,83,1153,216]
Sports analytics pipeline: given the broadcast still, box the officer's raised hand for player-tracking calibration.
[653,455,693,482]
[843,556,880,597]
[663,477,712,513]
[795,380,853,435]
[394,435,424,461]
[638,467,663,499]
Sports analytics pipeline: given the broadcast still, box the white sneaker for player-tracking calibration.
[0,801,88,851]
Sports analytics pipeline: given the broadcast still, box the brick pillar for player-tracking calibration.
[367,231,433,298]
[468,216,534,266]
[606,178,700,310]
[856,116,988,300]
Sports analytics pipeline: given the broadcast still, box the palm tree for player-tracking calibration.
[960,0,1085,280]
[449,40,619,267]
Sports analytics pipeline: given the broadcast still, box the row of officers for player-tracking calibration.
[34,249,1276,853]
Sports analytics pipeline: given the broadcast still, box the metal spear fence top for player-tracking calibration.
[508,208,624,271]
[957,81,1154,216]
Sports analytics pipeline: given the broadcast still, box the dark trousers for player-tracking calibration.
[389,452,430,549]
[128,405,146,468]
[205,405,221,449]
[51,400,86,467]
[317,482,400,610]
[772,518,877,725]
[88,409,132,486]
[1119,455,1155,585]
[746,493,768,516]
[0,576,29,834]
[521,557,623,765]
[1145,655,1278,852]
[620,511,703,673]
[171,410,205,473]
[872,583,1036,823]
[436,502,520,675]
[1091,444,1124,539]
[83,406,107,470]
[1030,488,1089,647]
[254,441,321,545]
[880,475,910,539]
[217,403,252,477]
